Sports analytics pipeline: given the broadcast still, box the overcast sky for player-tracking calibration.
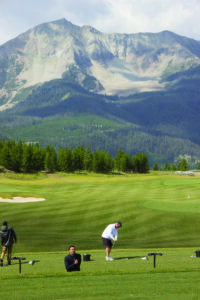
[1,0,200,45]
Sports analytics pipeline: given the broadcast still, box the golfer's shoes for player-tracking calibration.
[106,256,114,261]
[0,259,3,267]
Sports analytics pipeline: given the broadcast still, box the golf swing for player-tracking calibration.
[101,222,122,261]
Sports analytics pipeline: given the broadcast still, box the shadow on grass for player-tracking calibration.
[114,256,144,260]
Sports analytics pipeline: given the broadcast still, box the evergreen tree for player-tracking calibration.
[104,151,113,173]
[114,149,124,171]
[0,143,12,170]
[0,139,3,152]
[132,153,149,173]
[22,144,34,173]
[73,145,85,171]
[92,150,112,174]
[44,145,57,173]
[153,162,159,171]
[32,143,44,171]
[10,141,23,172]
[84,146,92,171]
[57,147,73,172]
[141,153,150,173]
[97,151,106,173]
[57,147,66,171]
[0,138,153,175]
[65,148,73,172]
[177,158,188,171]
[120,153,132,172]
[171,163,177,171]
[132,153,143,173]
[132,154,139,173]
[164,162,171,171]
[92,150,99,173]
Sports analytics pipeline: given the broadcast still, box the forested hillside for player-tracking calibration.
[1,19,200,166]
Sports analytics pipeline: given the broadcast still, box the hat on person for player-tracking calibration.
[117,221,122,227]
[3,221,8,226]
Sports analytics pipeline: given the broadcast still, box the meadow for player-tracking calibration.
[1,171,200,299]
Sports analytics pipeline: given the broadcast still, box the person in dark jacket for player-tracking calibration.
[64,245,81,272]
[0,221,17,266]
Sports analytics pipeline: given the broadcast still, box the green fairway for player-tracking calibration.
[1,172,200,299]
[1,172,200,251]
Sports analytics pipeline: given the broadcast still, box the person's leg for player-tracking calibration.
[102,238,114,260]
[106,246,114,260]
[1,246,7,265]
[7,244,13,264]
[1,246,7,260]
[106,247,111,257]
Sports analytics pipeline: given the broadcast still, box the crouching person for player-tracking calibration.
[64,245,81,272]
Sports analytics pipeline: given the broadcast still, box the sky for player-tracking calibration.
[1,0,200,45]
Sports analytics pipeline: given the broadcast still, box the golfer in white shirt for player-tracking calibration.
[101,222,122,261]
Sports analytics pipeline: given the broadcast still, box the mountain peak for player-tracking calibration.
[50,18,79,28]
[1,18,200,112]
[32,18,80,34]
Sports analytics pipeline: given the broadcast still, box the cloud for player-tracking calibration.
[92,0,200,39]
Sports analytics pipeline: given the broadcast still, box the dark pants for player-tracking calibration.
[102,237,113,248]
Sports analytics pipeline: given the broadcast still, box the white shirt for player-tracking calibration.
[102,224,118,241]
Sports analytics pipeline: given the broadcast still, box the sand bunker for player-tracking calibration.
[0,197,45,203]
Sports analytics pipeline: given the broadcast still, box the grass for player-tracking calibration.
[1,249,200,299]
[1,171,200,299]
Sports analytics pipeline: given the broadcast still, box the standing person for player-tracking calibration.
[0,221,17,266]
[64,245,82,272]
[102,221,122,261]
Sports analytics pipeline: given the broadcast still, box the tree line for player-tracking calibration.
[152,159,200,171]
[0,139,150,174]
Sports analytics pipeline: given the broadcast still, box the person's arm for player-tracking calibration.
[13,229,17,243]
[113,228,118,242]
[64,256,75,272]
[76,254,81,267]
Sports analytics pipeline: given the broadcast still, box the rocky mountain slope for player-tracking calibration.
[0,19,200,166]
[1,18,200,110]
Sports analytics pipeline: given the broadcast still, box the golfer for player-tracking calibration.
[0,221,17,266]
[64,245,81,272]
[102,222,122,261]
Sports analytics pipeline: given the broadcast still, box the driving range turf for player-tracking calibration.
[1,171,200,299]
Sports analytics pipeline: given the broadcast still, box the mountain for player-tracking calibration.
[0,18,200,167]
